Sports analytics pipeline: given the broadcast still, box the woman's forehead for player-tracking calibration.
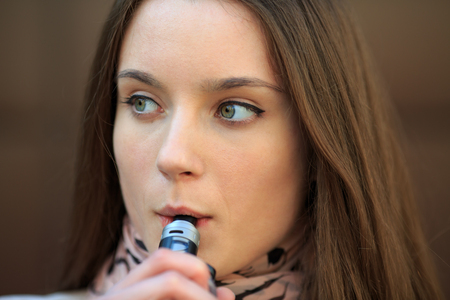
[118,0,278,93]
[126,0,263,47]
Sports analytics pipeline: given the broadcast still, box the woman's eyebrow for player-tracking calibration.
[116,69,284,93]
[116,69,165,90]
[203,77,284,93]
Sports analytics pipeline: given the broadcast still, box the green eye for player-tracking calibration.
[135,98,147,112]
[128,95,159,114]
[218,101,262,121]
[221,105,235,119]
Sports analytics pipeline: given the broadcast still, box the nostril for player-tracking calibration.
[156,145,203,179]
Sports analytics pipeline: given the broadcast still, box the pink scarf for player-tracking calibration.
[90,216,303,299]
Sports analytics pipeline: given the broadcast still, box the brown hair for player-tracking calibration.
[61,0,443,298]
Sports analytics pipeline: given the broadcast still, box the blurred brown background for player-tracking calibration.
[0,0,449,297]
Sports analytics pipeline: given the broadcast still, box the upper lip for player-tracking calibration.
[157,205,210,219]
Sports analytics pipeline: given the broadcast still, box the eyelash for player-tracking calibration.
[216,100,265,125]
[122,95,265,124]
[122,94,160,117]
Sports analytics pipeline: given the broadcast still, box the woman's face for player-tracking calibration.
[114,0,306,277]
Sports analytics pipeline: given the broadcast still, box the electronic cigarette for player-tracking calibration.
[159,215,217,296]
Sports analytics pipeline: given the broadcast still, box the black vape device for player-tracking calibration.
[159,215,217,296]
[159,215,200,254]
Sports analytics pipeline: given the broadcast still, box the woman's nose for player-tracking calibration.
[156,116,204,181]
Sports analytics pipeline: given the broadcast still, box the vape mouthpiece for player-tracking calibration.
[159,215,200,254]
[173,215,198,226]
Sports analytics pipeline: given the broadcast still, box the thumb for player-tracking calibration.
[217,287,235,300]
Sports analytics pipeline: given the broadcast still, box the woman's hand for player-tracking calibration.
[98,248,235,300]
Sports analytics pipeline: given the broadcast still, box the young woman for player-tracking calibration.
[59,0,443,299]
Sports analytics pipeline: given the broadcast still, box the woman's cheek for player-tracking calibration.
[114,122,146,195]
[114,119,159,179]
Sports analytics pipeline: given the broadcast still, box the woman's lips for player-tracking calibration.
[156,205,211,227]
[156,213,211,228]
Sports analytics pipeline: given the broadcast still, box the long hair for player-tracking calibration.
[61,0,442,298]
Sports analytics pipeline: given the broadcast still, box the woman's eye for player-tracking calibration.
[125,95,160,114]
[218,101,263,121]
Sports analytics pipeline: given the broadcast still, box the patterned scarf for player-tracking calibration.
[90,216,303,299]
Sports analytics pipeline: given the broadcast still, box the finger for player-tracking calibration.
[217,287,235,300]
[106,270,218,300]
[111,248,211,291]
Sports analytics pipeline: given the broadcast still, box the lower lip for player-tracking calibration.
[157,214,211,228]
